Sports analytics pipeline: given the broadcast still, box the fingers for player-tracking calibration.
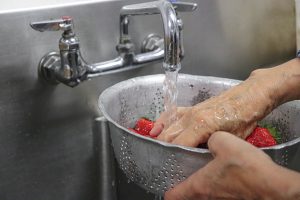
[156,121,185,142]
[149,111,168,136]
[149,122,164,136]
[171,126,210,147]
[158,114,213,146]
[150,107,189,137]
[207,131,257,158]
[165,133,261,200]
[165,132,276,200]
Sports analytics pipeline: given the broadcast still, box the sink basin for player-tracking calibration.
[99,74,300,195]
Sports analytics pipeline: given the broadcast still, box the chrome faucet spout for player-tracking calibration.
[120,0,180,71]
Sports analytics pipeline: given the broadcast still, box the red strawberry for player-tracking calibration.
[134,118,154,136]
[246,127,277,147]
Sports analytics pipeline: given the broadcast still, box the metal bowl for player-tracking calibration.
[99,74,300,195]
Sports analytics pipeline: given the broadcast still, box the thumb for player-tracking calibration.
[207,131,248,158]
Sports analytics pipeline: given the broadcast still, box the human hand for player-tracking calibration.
[150,79,269,146]
[164,132,285,200]
[150,61,299,147]
[150,91,260,147]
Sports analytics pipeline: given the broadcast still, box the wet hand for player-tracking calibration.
[150,67,286,147]
[150,94,258,147]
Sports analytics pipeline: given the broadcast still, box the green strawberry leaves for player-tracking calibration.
[259,123,282,144]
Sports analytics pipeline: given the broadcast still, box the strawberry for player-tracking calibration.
[246,126,277,147]
[260,124,282,144]
[135,118,154,135]
[132,118,154,136]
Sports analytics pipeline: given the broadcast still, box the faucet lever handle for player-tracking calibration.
[172,2,198,12]
[30,16,74,32]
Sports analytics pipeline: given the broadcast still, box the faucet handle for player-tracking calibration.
[172,2,198,12]
[30,16,74,33]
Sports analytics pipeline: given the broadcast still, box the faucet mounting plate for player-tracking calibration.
[38,52,60,85]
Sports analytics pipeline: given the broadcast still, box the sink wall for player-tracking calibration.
[0,0,296,199]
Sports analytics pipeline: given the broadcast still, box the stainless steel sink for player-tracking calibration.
[0,0,296,199]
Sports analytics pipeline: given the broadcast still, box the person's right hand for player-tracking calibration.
[150,59,300,147]
[150,70,274,147]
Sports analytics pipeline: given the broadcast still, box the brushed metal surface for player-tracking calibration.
[93,117,118,200]
[0,0,296,199]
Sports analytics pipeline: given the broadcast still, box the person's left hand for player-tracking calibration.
[164,131,284,200]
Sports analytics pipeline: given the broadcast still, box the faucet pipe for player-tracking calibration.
[30,0,197,87]
[86,47,163,78]
[31,17,164,87]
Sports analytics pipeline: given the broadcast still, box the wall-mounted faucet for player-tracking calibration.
[30,0,197,87]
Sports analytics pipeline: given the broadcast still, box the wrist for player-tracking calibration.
[241,58,300,120]
[272,58,300,103]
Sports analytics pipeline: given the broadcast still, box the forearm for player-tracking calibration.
[269,58,300,103]
[249,58,300,107]
[221,58,300,125]
[179,59,300,141]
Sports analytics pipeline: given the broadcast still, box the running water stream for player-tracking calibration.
[162,63,180,128]
[150,63,180,200]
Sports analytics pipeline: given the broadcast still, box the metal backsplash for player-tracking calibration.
[0,0,295,199]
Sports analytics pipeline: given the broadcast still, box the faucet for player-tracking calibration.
[120,0,196,72]
[30,0,197,87]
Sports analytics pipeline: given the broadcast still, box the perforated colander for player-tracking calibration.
[99,74,300,195]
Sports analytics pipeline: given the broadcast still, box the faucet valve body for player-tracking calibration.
[31,16,87,87]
